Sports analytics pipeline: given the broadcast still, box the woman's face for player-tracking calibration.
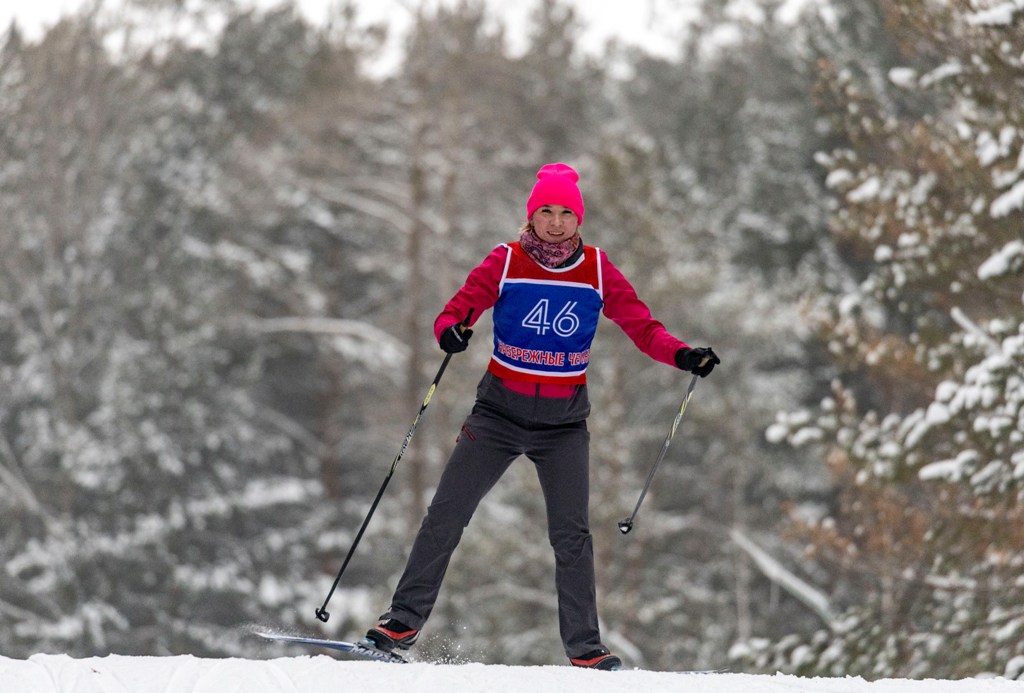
[531,204,580,243]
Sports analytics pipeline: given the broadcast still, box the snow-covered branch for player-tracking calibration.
[950,307,1003,357]
[246,316,409,370]
[730,528,836,630]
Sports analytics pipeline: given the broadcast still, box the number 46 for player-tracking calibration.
[522,299,580,337]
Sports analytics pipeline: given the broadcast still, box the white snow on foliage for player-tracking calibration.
[2,655,1024,693]
[920,450,981,483]
[888,67,917,89]
[847,176,881,203]
[978,241,1024,280]
[967,0,1024,27]
[990,182,1024,218]
[919,61,964,88]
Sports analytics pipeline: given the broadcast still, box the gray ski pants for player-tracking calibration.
[385,372,602,658]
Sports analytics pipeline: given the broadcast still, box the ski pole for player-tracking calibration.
[315,309,474,623]
[618,370,701,536]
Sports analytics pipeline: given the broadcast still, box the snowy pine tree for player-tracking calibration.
[753,0,1024,678]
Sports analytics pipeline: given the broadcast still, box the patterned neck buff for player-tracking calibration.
[519,228,582,268]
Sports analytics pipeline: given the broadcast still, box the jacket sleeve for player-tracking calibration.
[433,245,507,342]
[600,249,689,367]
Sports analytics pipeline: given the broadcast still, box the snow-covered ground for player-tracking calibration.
[3,654,1024,693]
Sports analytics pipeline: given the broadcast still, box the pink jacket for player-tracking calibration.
[434,245,687,395]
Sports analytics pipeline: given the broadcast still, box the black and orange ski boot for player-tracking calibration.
[362,618,420,653]
[569,647,623,671]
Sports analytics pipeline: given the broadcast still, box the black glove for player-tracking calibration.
[674,346,720,377]
[439,324,473,353]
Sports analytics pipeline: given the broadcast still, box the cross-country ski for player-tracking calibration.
[257,631,407,663]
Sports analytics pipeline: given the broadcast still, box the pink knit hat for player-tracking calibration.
[526,163,585,225]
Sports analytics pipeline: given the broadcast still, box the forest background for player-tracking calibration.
[1,0,1022,679]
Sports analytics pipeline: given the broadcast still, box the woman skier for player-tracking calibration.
[363,163,720,670]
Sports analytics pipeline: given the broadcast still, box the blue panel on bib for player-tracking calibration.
[492,281,602,377]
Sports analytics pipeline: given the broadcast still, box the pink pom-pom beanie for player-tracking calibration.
[526,163,585,225]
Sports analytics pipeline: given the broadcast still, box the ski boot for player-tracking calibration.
[362,618,420,653]
[570,647,622,671]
